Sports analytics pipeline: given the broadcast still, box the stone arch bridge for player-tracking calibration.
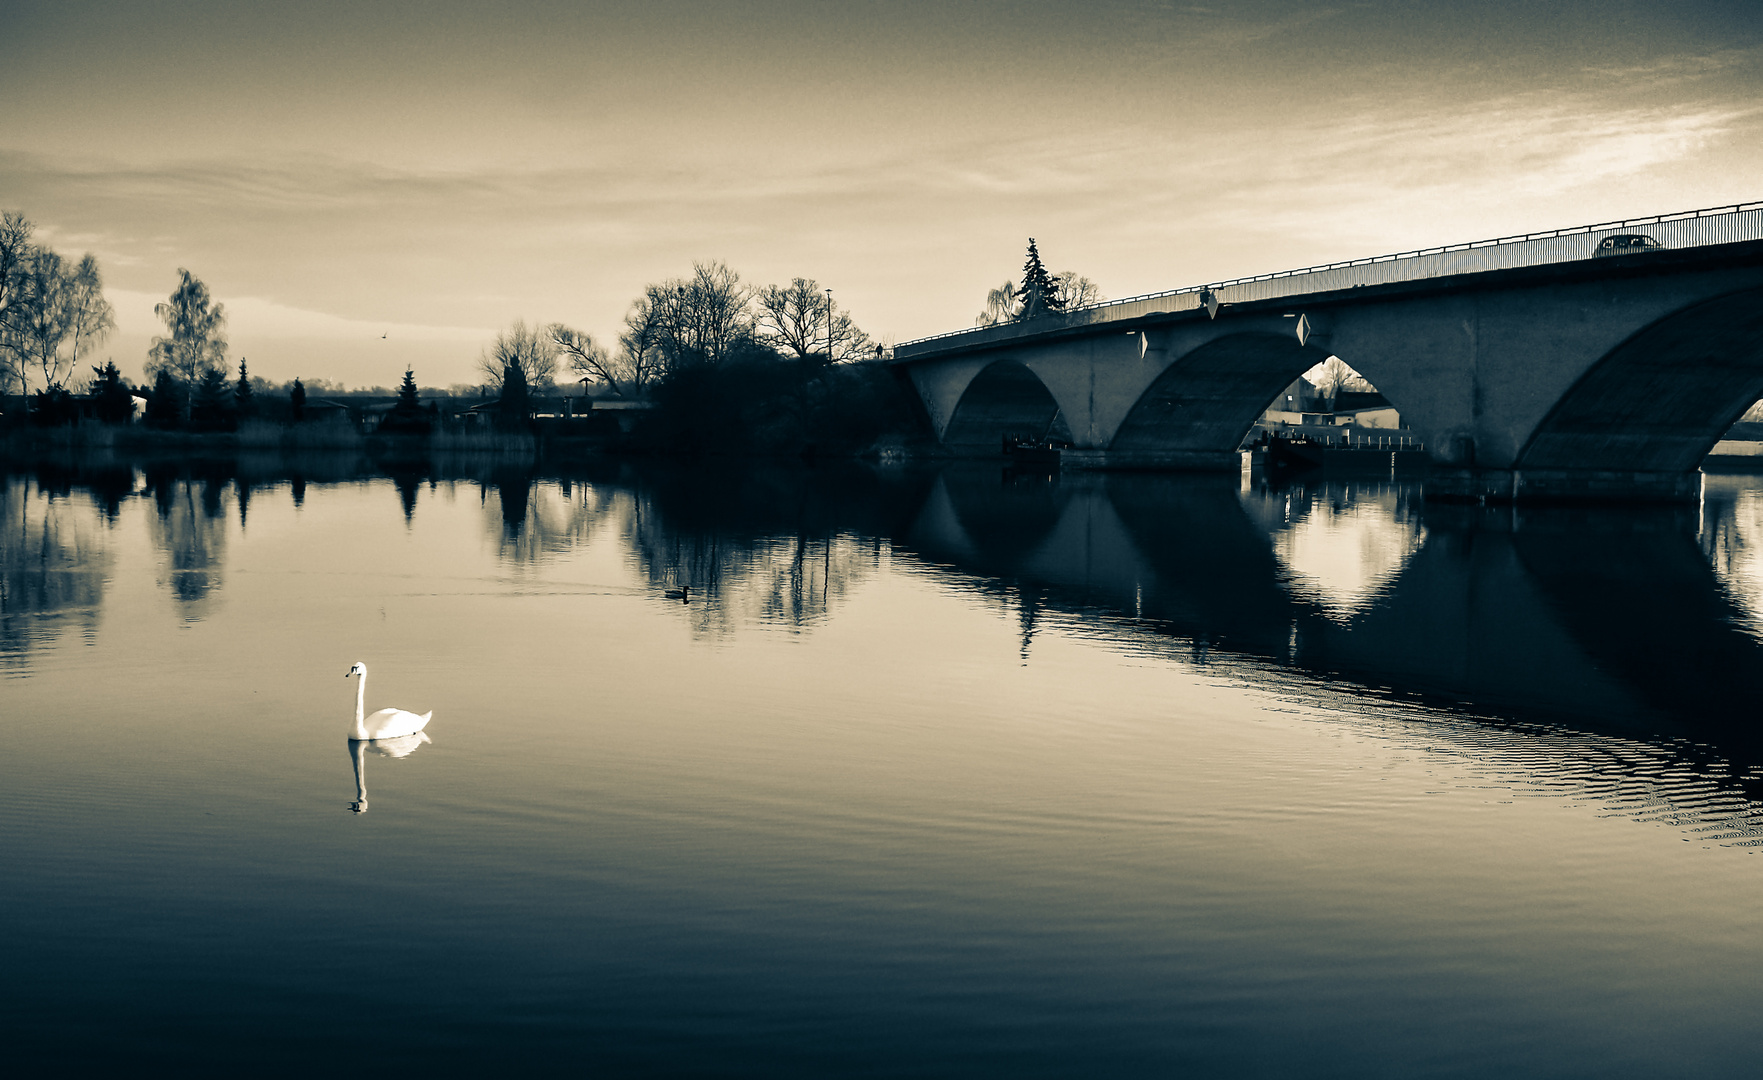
[893,204,1763,502]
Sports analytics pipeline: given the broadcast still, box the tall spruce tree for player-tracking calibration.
[93,361,134,424]
[1012,238,1065,320]
[497,363,530,431]
[234,357,254,417]
[290,377,306,422]
[383,366,431,435]
[191,367,235,431]
[146,369,181,427]
[396,367,420,411]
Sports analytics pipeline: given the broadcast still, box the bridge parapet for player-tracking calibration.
[896,202,1763,362]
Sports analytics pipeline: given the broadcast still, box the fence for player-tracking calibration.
[901,201,1763,352]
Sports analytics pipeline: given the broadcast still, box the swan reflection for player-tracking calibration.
[347,731,432,814]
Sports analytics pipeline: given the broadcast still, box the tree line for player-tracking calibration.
[3,208,1097,455]
[479,259,883,401]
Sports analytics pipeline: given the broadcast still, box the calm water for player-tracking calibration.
[5,454,1763,1076]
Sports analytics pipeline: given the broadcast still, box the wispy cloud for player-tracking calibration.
[106,288,492,343]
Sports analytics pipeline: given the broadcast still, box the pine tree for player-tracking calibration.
[1012,238,1066,320]
[290,378,306,422]
[235,358,254,417]
[146,369,182,427]
[93,361,135,424]
[497,363,530,431]
[382,367,431,435]
[396,367,420,411]
[191,367,236,431]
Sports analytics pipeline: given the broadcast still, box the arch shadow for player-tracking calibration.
[1519,285,1763,473]
[941,360,1074,452]
[1110,332,1335,453]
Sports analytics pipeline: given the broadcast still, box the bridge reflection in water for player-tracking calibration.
[902,465,1763,765]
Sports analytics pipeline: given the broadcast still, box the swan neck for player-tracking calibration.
[354,672,366,733]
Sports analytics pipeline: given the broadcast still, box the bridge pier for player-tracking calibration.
[1426,467,1704,504]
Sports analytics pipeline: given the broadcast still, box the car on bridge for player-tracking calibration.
[1593,233,1663,257]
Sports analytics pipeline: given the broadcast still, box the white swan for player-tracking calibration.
[345,661,432,741]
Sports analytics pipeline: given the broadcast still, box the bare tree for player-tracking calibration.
[677,259,753,367]
[477,319,558,390]
[549,323,632,397]
[5,248,110,392]
[1303,356,1371,407]
[1052,271,1103,310]
[755,277,873,363]
[8,248,68,392]
[976,279,1017,326]
[630,260,754,374]
[0,212,32,396]
[59,254,115,382]
[614,295,671,393]
[146,269,228,415]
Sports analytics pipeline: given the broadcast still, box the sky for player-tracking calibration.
[3,0,1760,388]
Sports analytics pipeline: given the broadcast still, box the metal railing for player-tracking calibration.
[899,200,1763,352]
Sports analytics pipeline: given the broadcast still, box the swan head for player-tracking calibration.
[345,662,366,678]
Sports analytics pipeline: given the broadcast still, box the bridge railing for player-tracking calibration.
[899,200,1763,353]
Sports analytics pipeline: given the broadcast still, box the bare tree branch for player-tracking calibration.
[549,323,627,398]
[478,319,558,390]
[756,277,873,363]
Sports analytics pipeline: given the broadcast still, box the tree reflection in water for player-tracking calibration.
[482,468,613,567]
[0,472,114,667]
[620,465,927,638]
[142,465,229,619]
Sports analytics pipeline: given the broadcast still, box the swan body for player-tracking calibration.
[345,662,432,741]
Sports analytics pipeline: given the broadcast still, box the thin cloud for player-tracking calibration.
[107,288,492,343]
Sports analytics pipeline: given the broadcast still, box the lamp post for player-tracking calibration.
[825,288,834,364]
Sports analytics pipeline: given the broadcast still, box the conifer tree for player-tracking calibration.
[93,361,134,424]
[396,367,420,411]
[146,369,181,427]
[497,363,529,431]
[192,367,235,431]
[235,357,254,416]
[290,377,306,422]
[1012,238,1066,320]
[383,366,431,435]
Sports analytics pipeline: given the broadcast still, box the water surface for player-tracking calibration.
[5,454,1763,1076]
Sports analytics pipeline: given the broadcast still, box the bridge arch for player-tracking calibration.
[940,359,1075,452]
[1516,286,1763,473]
[1110,332,1337,455]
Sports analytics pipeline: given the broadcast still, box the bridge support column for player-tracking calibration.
[1427,468,1704,504]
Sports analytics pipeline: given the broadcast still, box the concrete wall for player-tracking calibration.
[899,243,1763,499]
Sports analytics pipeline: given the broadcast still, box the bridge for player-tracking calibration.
[893,202,1763,502]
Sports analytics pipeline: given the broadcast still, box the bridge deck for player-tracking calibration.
[896,202,1763,361]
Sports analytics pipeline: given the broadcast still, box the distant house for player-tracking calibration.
[304,398,357,426]
[1247,376,1410,446]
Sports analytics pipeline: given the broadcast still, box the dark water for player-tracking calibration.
[5,453,1763,1076]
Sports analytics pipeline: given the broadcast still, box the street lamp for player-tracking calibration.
[825,288,834,364]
